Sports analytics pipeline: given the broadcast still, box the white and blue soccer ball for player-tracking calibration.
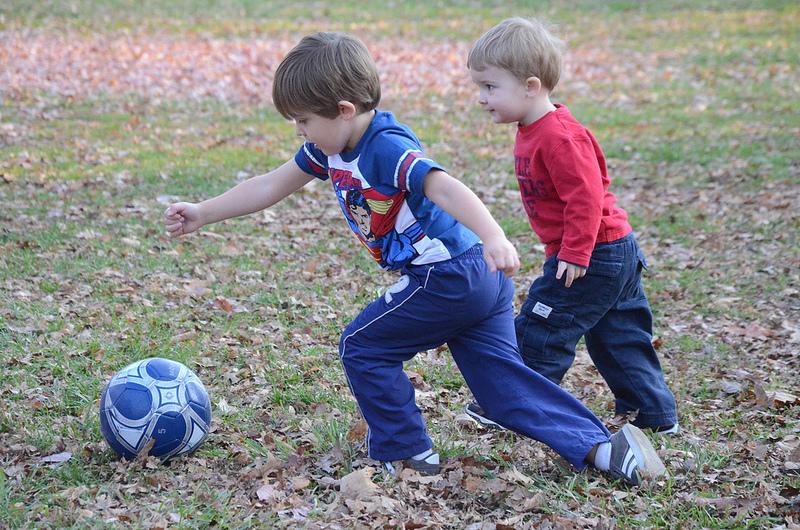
[99,358,212,461]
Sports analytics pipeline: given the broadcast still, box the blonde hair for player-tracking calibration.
[273,32,381,119]
[468,17,564,91]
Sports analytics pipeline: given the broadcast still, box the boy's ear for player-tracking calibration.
[524,76,543,97]
[337,101,358,119]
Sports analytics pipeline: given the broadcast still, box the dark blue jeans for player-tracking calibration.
[515,233,677,428]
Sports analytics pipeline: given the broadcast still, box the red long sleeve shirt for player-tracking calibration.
[514,104,631,267]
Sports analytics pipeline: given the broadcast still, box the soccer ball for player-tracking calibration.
[99,357,212,461]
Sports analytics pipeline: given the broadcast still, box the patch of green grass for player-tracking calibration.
[310,417,353,455]
[0,471,19,527]
[498,215,532,239]
[3,0,795,38]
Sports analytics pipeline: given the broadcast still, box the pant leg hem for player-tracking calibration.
[572,433,612,471]
[368,440,433,462]
[628,411,678,428]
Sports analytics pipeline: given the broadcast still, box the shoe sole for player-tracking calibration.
[405,459,440,475]
[621,424,666,480]
[464,405,506,430]
[382,459,440,476]
[652,424,680,435]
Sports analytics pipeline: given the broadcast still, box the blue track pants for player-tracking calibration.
[338,246,610,469]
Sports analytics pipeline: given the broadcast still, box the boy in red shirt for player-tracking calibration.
[465,18,678,433]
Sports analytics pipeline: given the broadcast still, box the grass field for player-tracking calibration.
[1,1,799,528]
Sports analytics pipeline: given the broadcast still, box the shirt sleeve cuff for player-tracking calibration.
[556,249,591,268]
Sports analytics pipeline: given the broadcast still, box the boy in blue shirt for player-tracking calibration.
[165,31,665,485]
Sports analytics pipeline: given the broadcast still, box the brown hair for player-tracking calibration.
[468,17,564,91]
[272,32,381,119]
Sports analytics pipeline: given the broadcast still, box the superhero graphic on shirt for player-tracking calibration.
[344,188,425,265]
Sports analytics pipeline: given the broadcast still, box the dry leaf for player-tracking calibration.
[184,279,209,296]
[685,494,749,511]
[766,390,799,408]
[291,476,311,490]
[406,370,427,390]
[28,397,47,410]
[786,448,800,471]
[339,468,378,500]
[211,296,248,314]
[753,382,770,407]
[3,466,23,478]
[499,466,534,485]
[216,397,237,415]
[41,451,72,464]
[720,379,743,394]
[132,438,156,463]
[346,421,368,443]
[171,330,197,343]
[213,297,234,313]
[256,482,280,502]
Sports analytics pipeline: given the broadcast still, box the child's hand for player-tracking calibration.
[556,260,587,288]
[164,202,204,237]
[483,236,520,276]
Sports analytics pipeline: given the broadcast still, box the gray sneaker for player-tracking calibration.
[381,449,440,476]
[609,424,666,486]
[650,423,680,435]
[464,402,506,430]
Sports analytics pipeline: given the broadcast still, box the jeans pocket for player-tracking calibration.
[577,258,623,305]
[637,248,649,271]
[517,301,576,356]
[586,258,623,278]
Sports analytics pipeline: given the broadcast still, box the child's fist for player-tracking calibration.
[483,237,520,277]
[164,202,203,237]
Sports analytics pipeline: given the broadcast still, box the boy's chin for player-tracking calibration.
[320,143,349,156]
[492,115,515,125]
[488,112,515,124]
[316,145,339,156]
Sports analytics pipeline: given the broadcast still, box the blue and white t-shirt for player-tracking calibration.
[295,111,479,270]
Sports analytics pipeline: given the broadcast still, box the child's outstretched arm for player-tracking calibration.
[165,159,314,237]
[423,170,519,276]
